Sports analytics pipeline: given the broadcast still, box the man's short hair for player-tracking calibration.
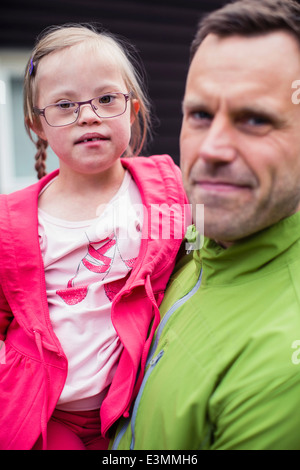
[190,0,300,60]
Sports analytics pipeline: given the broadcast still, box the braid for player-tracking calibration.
[35,137,48,179]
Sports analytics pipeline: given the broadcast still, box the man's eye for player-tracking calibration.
[193,110,212,120]
[187,110,213,126]
[244,116,269,126]
[238,115,273,135]
[184,109,214,129]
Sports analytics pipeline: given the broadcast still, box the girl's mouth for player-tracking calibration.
[75,133,109,145]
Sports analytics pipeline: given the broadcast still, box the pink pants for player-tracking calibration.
[33,408,109,450]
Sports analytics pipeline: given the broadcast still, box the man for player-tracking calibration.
[112,0,300,450]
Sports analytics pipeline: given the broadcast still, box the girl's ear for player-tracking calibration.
[130,99,140,125]
[27,116,47,142]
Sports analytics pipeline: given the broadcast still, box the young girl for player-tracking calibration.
[0,24,189,450]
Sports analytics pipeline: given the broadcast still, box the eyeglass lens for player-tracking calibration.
[44,93,128,127]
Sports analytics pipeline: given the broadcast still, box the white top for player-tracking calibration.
[38,171,143,411]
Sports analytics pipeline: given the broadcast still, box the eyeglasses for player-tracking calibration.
[33,92,132,127]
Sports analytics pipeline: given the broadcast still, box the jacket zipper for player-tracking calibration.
[112,350,165,450]
[112,269,203,450]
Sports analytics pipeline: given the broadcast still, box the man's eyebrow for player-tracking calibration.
[181,97,210,112]
[233,105,277,118]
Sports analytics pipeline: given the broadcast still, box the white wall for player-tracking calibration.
[0,49,58,194]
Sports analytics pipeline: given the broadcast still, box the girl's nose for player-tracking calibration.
[77,103,102,125]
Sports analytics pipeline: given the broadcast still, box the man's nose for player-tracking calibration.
[199,115,237,163]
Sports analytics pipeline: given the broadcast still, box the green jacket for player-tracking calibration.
[112,212,300,450]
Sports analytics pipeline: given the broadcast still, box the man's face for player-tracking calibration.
[180,32,300,245]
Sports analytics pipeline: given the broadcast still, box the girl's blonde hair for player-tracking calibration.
[24,23,152,179]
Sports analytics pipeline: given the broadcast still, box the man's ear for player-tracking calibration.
[26,116,47,142]
[130,99,140,125]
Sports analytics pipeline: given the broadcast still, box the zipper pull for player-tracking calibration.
[149,350,164,366]
[185,225,201,254]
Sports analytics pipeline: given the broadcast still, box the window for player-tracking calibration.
[0,50,58,194]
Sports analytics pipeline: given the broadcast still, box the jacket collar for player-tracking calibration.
[198,211,300,286]
[120,156,190,285]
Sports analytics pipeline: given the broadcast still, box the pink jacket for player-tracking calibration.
[0,155,189,450]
